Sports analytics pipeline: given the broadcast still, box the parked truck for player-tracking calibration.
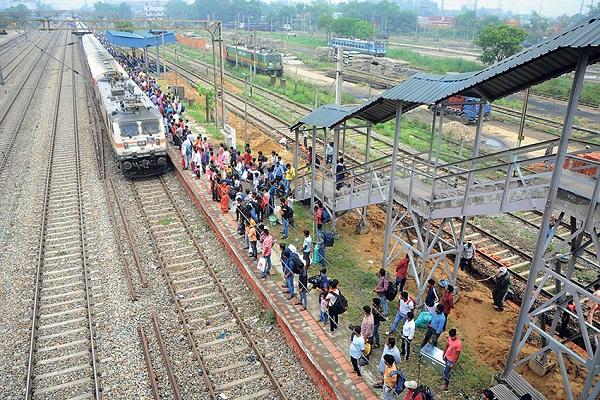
[431,95,492,124]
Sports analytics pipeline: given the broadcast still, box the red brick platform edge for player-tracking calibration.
[170,161,342,399]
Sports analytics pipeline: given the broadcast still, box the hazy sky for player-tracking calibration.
[20,0,592,17]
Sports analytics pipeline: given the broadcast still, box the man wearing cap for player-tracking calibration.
[461,241,476,274]
[492,267,511,311]
[403,381,423,400]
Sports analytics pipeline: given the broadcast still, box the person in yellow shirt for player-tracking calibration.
[283,163,295,194]
[383,354,398,400]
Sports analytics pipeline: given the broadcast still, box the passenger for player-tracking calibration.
[348,325,364,376]
[219,179,229,213]
[259,228,274,278]
[401,311,415,360]
[440,285,455,330]
[382,354,398,400]
[442,328,462,392]
[421,304,445,348]
[492,267,511,311]
[423,279,438,314]
[374,336,401,389]
[387,291,414,336]
[374,268,390,317]
[371,298,385,349]
[395,253,409,293]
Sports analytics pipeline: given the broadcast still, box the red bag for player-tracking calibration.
[181,157,185,168]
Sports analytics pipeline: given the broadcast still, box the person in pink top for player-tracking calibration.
[260,227,275,278]
[442,328,462,392]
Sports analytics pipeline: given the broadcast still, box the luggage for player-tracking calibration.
[415,311,432,328]
[322,231,335,247]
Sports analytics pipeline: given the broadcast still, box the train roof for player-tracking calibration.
[82,34,129,81]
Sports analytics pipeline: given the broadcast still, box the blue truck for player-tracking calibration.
[442,95,492,124]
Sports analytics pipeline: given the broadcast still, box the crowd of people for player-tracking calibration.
[101,40,577,400]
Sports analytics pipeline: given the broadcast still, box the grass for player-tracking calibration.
[283,200,493,397]
[531,75,600,107]
[386,48,484,74]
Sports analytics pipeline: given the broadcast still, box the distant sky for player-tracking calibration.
[9,0,592,18]
[441,0,589,17]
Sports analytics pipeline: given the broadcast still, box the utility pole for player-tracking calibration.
[335,46,343,105]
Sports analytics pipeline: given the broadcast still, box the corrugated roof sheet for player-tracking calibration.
[105,30,177,48]
[321,16,600,127]
[290,104,355,130]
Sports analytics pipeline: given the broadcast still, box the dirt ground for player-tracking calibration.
[162,72,587,400]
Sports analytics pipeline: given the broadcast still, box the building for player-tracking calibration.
[417,15,455,29]
[143,2,165,20]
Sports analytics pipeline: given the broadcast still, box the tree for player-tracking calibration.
[117,2,133,19]
[4,4,31,19]
[331,16,373,39]
[165,0,188,19]
[475,24,527,64]
[317,13,334,33]
[115,21,135,32]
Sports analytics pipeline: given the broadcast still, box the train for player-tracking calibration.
[328,37,387,57]
[81,34,168,178]
[224,45,284,76]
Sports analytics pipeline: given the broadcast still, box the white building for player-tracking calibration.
[143,2,165,20]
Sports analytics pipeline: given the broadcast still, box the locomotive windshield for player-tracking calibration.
[142,121,161,136]
[120,122,139,137]
[266,54,281,66]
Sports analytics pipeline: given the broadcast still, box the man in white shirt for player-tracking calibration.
[401,311,416,360]
[348,325,365,377]
[302,230,312,268]
[461,241,476,273]
[388,291,414,335]
[325,142,334,164]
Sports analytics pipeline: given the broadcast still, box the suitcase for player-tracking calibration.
[419,343,446,373]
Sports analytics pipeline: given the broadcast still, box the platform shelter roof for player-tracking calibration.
[290,104,355,131]
[105,30,176,48]
[303,16,600,129]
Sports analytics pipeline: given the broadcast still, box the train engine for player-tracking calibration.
[82,34,167,178]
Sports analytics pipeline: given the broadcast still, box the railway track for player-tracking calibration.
[0,32,57,192]
[130,176,289,400]
[0,31,45,82]
[25,34,100,399]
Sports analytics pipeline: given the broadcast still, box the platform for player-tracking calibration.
[167,145,378,400]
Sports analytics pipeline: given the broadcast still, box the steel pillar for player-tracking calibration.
[293,128,299,194]
[382,105,403,269]
[502,50,597,400]
[310,126,317,211]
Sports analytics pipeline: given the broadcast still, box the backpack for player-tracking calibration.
[413,385,434,400]
[181,103,185,113]
[290,253,304,274]
[321,207,331,223]
[331,291,348,314]
[384,279,397,301]
[322,231,335,247]
[391,369,406,395]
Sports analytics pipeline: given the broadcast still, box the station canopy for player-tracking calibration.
[105,30,176,48]
[292,16,600,130]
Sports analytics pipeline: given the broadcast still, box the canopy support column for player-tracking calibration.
[382,105,403,269]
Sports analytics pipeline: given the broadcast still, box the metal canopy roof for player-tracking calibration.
[105,30,177,48]
[299,16,600,129]
[290,104,355,131]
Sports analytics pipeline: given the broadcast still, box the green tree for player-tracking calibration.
[165,0,188,19]
[115,21,135,32]
[117,2,133,19]
[4,4,31,19]
[475,24,527,64]
[317,13,334,33]
[331,16,373,39]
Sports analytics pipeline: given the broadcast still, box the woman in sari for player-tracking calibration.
[220,180,230,213]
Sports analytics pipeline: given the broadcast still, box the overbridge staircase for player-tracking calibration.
[294,138,600,226]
